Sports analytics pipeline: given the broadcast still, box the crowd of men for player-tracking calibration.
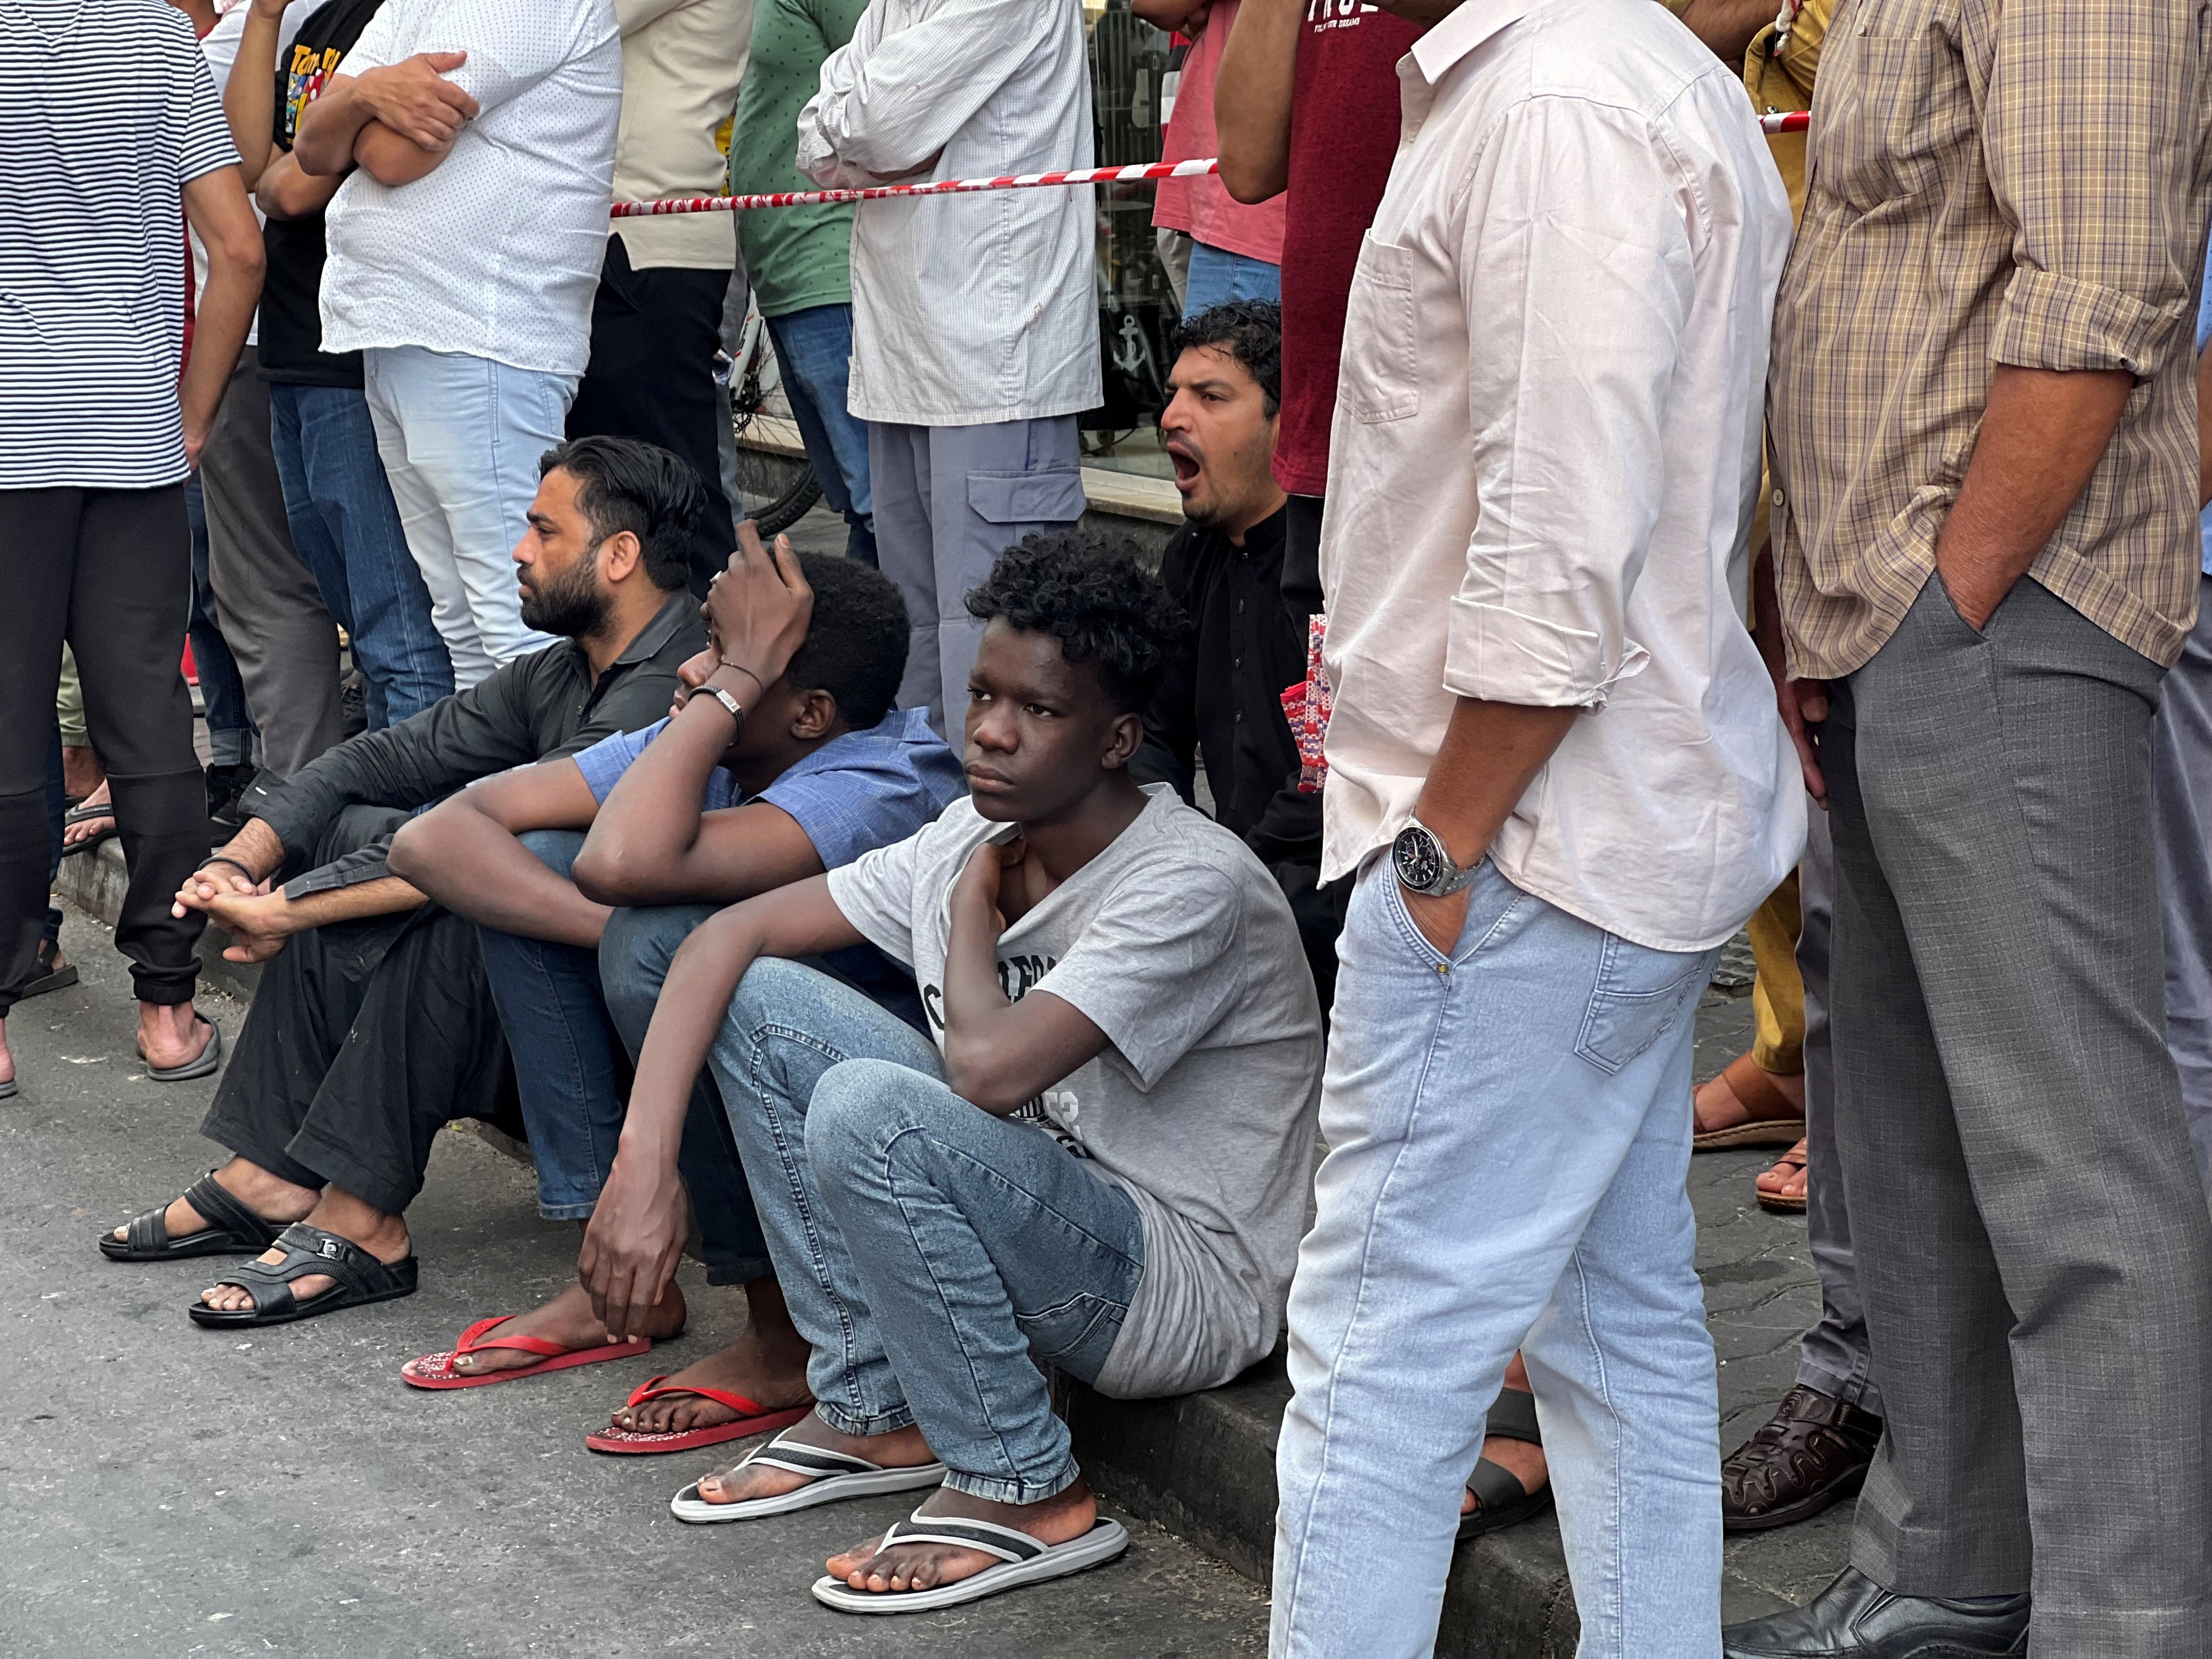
[3,0,2209,1652]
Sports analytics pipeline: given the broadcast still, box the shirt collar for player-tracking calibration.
[1408,0,1533,86]
[613,591,700,668]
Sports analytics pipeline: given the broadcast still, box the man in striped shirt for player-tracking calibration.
[0,0,267,1097]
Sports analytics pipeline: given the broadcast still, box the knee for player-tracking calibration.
[597,905,690,1030]
[515,827,586,882]
[804,1057,946,1185]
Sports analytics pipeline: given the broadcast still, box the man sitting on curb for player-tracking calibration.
[388,544,961,1448]
[578,533,1324,1612]
[97,441,855,1332]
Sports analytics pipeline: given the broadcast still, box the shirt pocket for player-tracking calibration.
[1337,232,1421,425]
[1573,935,1709,1076]
[1815,21,1951,211]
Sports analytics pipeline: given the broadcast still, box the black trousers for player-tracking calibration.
[200,902,512,1216]
[1,486,208,1014]
[566,236,735,595]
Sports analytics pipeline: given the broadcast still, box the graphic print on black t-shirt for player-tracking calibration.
[257,0,386,386]
[919,952,1090,1155]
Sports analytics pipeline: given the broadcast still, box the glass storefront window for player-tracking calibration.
[1084,0,1179,480]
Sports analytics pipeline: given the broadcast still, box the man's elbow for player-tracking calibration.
[1216,155,1286,206]
[941,1046,1024,1116]
[570,840,651,909]
[386,816,433,886]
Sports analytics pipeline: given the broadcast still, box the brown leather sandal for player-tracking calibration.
[1756,1138,1810,1213]
[1691,1053,1807,1150]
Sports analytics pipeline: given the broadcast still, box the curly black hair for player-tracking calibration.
[963,532,1189,714]
[538,435,705,594]
[783,551,910,731]
[1168,297,1281,416]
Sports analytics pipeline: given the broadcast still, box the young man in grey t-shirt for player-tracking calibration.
[575,532,1323,1615]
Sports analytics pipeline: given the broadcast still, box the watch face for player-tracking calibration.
[1393,826,1444,893]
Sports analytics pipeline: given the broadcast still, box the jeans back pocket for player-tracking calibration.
[1573,935,1711,1076]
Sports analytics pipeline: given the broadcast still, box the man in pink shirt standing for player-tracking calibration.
[1141,0,1283,312]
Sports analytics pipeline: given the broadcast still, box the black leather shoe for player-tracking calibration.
[1723,1567,2028,1657]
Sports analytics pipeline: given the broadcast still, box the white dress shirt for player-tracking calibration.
[796,0,1101,426]
[321,0,622,379]
[1318,0,1804,953]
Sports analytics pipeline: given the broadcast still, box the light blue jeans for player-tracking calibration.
[712,957,1144,1503]
[1272,859,1723,1659]
[765,303,875,566]
[359,346,574,688]
[1183,242,1282,314]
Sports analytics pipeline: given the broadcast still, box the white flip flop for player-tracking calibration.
[810,1509,1131,1614]
[669,1426,946,1523]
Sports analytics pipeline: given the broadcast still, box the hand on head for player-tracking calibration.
[699,522,813,699]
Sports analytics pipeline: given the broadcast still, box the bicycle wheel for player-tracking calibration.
[753,468,824,537]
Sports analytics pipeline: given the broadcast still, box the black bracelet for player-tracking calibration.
[198,855,257,883]
[715,660,765,694]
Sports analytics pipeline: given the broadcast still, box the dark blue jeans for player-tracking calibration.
[473,830,771,1284]
[765,304,876,566]
[185,474,257,768]
[267,382,452,729]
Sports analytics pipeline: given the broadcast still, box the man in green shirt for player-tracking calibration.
[727,0,875,565]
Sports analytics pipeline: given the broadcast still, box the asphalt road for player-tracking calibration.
[1,910,1270,1659]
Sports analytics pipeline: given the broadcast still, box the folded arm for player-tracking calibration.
[387,759,613,947]
[293,57,478,177]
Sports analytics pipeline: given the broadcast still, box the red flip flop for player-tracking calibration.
[401,1316,657,1390]
[583,1375,812,1455]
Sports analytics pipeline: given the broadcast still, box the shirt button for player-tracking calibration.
[1772,488,1786,507]
[1234,711,1243,723]
[1236,600,1245,613]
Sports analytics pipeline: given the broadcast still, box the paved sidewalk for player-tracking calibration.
[0,913,1268,1658]
[5,898,1848,1658]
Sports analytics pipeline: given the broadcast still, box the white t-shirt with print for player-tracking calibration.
[827,786,1325,1399]
[320,0,621,377]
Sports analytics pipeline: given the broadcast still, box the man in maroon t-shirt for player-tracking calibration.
[1217,0,1421,621]
[1215,0,1554,1544]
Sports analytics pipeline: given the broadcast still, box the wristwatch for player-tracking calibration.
[1392,815,1480,898]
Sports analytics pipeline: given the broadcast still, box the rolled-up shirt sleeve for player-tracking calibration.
[1982,0,2198,380]
[1443,97,1694,710]
[797,0,1060,187]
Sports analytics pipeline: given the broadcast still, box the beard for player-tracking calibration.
[520,553,612,637]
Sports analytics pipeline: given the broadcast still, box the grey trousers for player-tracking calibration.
[868,415,1085,731]
[2151,572,2212,1189]
[200,347,347,777]
[1825,575,2212,1651]
[1786,805,1886,1417]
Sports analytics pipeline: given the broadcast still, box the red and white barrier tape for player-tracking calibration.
[615,120,1809,218]
[611,155,1220,218]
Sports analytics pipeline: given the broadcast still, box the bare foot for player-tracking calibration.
[1755,1138,1810,1205]
[62,780,111,847]
[695,1413,936,1505]
[826,1479,1098,1597]
[449,1281,687,1377]
[608,1330,811,1436]
[62,745,105,803]
[110,1156,318,1248]
[1460,1352,1549,1523]
[1692,1056,1806,1138]
[137,1002,215,1073]
[198,1184,407,1311]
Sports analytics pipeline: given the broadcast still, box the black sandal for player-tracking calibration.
[1458,1385,1554,1542]
[59,799,117,860]
[186,1222,418,1328]
[100,1171,284,1262]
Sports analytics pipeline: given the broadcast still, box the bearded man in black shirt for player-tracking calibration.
[1131,301,1338,1004]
